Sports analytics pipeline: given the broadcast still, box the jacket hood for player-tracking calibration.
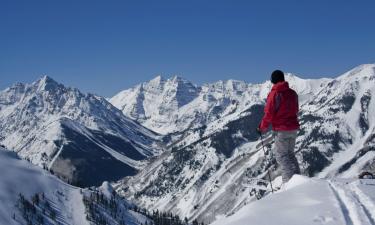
[272,81,290,92]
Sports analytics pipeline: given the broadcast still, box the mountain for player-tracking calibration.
[0,146,151,225]
[110,75,201,134]
[110,74,330,135]
[2,64,374,224]
[212,175,375,225]
[113,64,375,224]
[0,76,163,187]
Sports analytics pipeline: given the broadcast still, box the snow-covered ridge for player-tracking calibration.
[0,146,89,225]
[0,76,163,186]
[338,63,375,80]
[0,146,151,225]
[110,71,334,135]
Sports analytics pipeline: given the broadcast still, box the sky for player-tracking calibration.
[1,0,374,97]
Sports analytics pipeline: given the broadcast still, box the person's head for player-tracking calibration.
[271,70,285,84]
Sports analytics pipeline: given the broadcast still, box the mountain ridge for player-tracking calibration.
[109,67,348,135]
[0,146,152,225]
[0,76,163,187]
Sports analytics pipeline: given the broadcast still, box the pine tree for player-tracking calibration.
[32,193,39,206]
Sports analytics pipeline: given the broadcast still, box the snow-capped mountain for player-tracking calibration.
[0,146,151,225]
[110,74,330,135]
[0,76,162,187]
[2,64,374,224]
[114,64,375,224]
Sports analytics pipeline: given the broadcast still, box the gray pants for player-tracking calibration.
[273,130,300,183]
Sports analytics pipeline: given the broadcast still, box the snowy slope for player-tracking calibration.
[115,64,375,224]
[213,175,375,225]
[0,76,163,186]
[313,64,375,178]
[0,146,151,225]
[290,64,375,179]
[0,147,88,225]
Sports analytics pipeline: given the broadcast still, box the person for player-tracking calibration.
[257,70,301,183]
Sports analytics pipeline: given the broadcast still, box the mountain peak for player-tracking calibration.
[170,75,185,82]
[146,75,198,92]
[283,73,306,83]
[168,75,198,89]
[8,82,26,91]
[39,75,57,84]
[148,75,165,85]
[148,75,190,84]
[36,75,61,91]
[338,63,375,80]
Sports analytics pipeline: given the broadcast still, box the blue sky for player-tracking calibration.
[1,0,374,97]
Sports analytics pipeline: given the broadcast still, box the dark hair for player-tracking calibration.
[271,70,285,84]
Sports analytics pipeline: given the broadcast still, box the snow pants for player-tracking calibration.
[273,130,300,183]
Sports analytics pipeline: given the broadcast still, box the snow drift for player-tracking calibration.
[212,175,375,225]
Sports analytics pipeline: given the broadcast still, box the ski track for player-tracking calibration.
[328,181,354,225]
[351,191,375,225]
[351,184,375,224]
[329,180,375,225]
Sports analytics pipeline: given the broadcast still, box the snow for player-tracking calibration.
[2,64,375,224]
[48,143,64,170]
[63,120,148,169]
[282,174,310,191]
[0,75,163,186]
[317,64,375,178]
[341,151,375,178]
[352,180,375,221]
[0,147,89,225]
[0,146,151,225]
[109,72,331,136]
[213,175,375,225]
[337,64,375,80]
[113,63,375,224]
[99,181,114,199]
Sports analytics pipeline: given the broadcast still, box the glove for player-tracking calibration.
[256,127,262,135]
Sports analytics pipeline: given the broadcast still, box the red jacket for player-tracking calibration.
[259,81,299,132]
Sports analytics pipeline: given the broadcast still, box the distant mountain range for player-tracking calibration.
[1,63,374,224]
[109,73,329,135]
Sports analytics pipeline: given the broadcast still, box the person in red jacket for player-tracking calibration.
[258,70,301,183]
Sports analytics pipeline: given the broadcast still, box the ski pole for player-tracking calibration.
[259,132,274,193]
